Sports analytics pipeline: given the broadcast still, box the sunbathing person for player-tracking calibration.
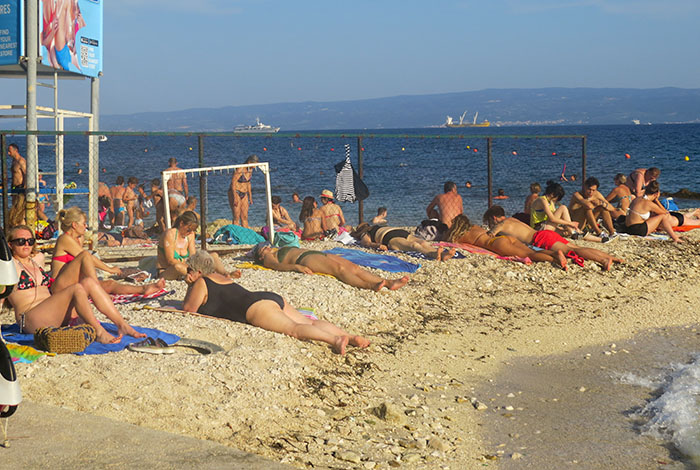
[51,207,165,295]
[620,181,683,243]
[299,196,326,241]
[351,223,455,261]
[183,251,370,355]
[3,225,146,344]
[157,211,230,279]
[605,173,634,219]
[530,181,579,237]
[252,242,409,291]
[483,206,624,271]
[445,214,567,269]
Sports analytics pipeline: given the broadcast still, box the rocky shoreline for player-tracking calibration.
[4,223,700,469]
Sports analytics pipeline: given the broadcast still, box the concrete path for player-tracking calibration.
[0,401,291,469]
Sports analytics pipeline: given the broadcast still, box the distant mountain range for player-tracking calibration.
[86,87,700,131]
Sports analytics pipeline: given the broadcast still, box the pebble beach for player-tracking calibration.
[4,219,700,469]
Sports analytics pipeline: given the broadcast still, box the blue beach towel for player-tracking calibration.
[393,250,466,261]
[1,323,180,356]
[213,224,265,245]
[324,247,420,273]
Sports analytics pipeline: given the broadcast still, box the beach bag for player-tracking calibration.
[660,197,679,211]
[272,231,300,248]
[34,324,96,354]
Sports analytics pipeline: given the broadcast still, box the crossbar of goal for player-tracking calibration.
[162,162,274,246]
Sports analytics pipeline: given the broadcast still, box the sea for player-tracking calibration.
[13,123,700,463]
[32,123,700,227]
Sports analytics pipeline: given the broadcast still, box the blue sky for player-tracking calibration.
[2,0,700,115]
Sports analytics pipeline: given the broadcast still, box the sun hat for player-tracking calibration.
[320,189,334,199]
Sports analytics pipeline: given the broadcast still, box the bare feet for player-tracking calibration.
[118,324,147,339]
[440,248,456,261]
[143,278,166,295]
[373,280,387,292]
[96,330,122,344]
[435,246,444,261]
[555,250,568,271]
[349,335,371,349]
[604,258,614,271]
[332,335,350,355]
[387,275,409,291]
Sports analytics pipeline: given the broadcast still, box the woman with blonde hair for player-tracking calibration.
[51,206,165,294]
[3,225,145,343]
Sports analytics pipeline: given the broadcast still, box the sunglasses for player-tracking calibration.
[10,237,36,246]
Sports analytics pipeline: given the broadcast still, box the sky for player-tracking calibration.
[1,0,699,116]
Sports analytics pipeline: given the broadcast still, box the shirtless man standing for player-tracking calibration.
[110,176,126,226]
[318,189,347,233]
[568,176,616,238]
[426,181,463,228]
[483,205,623,271]
[165,157,188,199]
[9,143,26,206]
[123,177,140,228]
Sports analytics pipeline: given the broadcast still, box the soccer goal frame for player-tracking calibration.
[162,162,275,247]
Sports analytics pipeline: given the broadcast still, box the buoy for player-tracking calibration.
[263,147,267,151]
[473,148,478,153]
[144,149,148,152]
[189,147,192,151]
[512,151,517,156]
[625,153,631,159]
[297,147,302,151]
[552,152,557,156]
[685,156,690,161]
[466,145,470,149]
[330,148,334,151]
[402,147,405,151]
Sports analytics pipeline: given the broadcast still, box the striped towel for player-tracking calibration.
[335,144,356,202]
[107,288,173,305]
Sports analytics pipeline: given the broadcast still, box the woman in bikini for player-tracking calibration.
[445,214,568,269]
[51,206,165,295]
[621,181,682,242]
[605,173,634,219]
[228,154,258,228]
[529,181,579,237]
[183,251,370,355]
[3,225,146,344]
[299,196,326,240]
[252,243,409,291]
[351,223,456,261]
[318,190,347,234]
[157,211,230,280]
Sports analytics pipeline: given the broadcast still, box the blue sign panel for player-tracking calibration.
[40,0,102,77]
[0,1,20,65]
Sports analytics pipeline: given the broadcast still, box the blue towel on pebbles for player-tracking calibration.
[1,323,180,356]
[394,250,466,261]
[324,247,420,273]
[213,224,265,245]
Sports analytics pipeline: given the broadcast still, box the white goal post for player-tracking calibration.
[162,162,275,244]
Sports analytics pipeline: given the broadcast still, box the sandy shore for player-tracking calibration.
[3,221,700,469]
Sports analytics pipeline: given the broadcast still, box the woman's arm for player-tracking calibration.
[182,278,207,312]
[160,230,179,266]
[541,200,577,228]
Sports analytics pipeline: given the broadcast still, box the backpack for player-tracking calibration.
[272,231,300,248]
[414,219,448,241]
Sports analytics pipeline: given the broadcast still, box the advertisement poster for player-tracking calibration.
[39,0,102,77]
[0,0,20,66]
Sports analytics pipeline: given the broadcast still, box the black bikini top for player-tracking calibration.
[17,265,52,291]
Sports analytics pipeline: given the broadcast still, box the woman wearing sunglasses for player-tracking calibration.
[51,206,165,294]
[3,225,146,344]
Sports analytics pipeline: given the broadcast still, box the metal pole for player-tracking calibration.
[1,134,6,233]
[263,163,274,244]
[581,136,587,189]
[357,136,364,223]
[487,137,493,208]
[25,0,39,228]
[198,135,207,250]
[89,78,100,242]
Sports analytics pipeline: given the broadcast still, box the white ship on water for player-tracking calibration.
[234,117,280,134]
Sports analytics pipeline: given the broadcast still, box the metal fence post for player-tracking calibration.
[357,136,364,223]
[199,135,207,250]
[487,137,493,208]
[581,136,587,190]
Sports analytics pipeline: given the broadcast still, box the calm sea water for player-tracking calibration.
[25,123,700,226]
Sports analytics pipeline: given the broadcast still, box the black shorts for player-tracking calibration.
[622,221,648,236]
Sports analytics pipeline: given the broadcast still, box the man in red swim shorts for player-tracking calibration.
[483,206,624,271]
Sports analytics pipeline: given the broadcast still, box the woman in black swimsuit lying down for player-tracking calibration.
[183,251,370,355]
[252,243,409,291]
[351,223,456,261]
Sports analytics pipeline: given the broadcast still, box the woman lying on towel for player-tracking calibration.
[183,251,369,355]
[252,242,409,291]
[51,206,165,295]
[620,181,685,242]
[3,225,146,344]
[445,214,568,269]
[351,223,456,261]
[157,211,230,280]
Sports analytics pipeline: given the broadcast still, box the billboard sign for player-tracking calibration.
[39,0,102,77]
[0,1,20,66]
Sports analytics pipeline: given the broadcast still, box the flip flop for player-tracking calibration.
[566,250,585,267]
[127,337,175,355]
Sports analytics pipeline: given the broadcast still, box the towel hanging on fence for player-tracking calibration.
[334,144,369,203]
